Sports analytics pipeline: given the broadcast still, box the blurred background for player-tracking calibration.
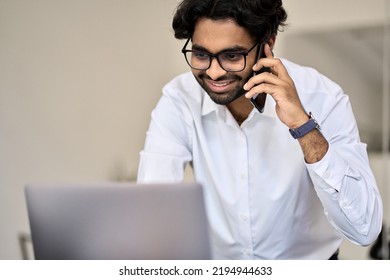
[0,0,389,259]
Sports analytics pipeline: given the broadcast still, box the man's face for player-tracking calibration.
[190,18,257,105]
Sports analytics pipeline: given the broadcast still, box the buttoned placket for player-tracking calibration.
[230,118,255,259]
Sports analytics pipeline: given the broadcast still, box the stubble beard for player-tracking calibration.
[194,71,253,105]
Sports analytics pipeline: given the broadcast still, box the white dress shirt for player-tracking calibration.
[137,59,383,259]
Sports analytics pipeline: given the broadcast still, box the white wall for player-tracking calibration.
[0,0,388,259]
[0,0,186,259]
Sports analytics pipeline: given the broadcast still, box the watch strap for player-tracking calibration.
[289,113,320,139]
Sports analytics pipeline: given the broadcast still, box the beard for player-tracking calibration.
[193,71,253,105]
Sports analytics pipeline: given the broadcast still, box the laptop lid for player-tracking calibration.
[25,182,211,260]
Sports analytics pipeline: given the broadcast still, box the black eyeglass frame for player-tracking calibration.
[181,38,261,72]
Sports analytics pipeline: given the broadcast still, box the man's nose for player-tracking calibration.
[206,57,227,80]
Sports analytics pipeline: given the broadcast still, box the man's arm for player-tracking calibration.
[244,45,383,246]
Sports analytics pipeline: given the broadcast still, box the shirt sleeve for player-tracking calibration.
[305,93,383,246]
[137,89,193,183]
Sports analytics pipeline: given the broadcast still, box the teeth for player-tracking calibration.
[212,82,230,87]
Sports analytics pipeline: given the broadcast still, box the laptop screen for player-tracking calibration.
[25,182,211,260]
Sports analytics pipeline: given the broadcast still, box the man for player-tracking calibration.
[137,0,383,259]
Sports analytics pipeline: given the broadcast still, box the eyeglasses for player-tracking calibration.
[181,38,260,72]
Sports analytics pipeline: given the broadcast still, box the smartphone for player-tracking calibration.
[250,42,271,113]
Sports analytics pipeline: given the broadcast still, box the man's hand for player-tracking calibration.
[243,44,309,130]
[244,45,329,163]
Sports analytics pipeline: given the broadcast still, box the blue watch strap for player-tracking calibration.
[289,113,320,139]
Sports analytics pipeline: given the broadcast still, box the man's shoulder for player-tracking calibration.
[161,72,205,104]
[282,58,327,81]
[281,58,348,121]
[281,58,342,95]
[163,72,199,92]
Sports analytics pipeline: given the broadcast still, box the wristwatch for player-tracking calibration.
[289,112,320,139]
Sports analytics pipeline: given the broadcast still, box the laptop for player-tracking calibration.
[25,182,211,260]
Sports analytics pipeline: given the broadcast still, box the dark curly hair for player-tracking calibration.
[172,0,287,41]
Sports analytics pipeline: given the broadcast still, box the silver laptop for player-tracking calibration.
[25,182,211,260]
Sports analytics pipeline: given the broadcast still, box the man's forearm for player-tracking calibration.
[298,129,329,164]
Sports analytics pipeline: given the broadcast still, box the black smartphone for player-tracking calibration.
[250,42,270,113]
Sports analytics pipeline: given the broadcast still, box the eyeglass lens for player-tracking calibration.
[184,51,246,72]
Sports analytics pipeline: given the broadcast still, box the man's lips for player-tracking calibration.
[204,79,235,93]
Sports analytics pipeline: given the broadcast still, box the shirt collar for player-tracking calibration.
[201,92,221,116]
[202,94,236,123]
[202,92,277,120]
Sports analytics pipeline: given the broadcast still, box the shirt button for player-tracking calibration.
[239,214,248,223]
[240,173,246,180]
[242,248,253,256]
[324,171,331,179]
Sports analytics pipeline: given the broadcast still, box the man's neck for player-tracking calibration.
[226,95,254,125]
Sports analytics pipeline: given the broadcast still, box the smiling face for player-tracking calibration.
[190,18,258,105]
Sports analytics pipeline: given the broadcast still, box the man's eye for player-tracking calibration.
[193,52,209,60]
[221,53,242,61]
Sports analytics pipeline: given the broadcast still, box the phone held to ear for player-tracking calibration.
[250,42,270,113]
